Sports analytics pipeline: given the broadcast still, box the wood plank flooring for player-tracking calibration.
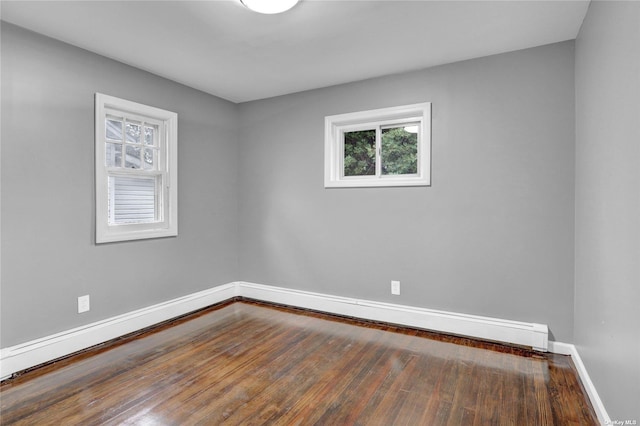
[0,301,598,425]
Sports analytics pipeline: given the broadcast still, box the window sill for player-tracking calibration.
[324,176,430,188]
[96,227,177,244]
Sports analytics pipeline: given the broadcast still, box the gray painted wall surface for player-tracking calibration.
[238,41,576,342]
[4,7,638,418]
[575,1,640,420]
[1,23,239,347]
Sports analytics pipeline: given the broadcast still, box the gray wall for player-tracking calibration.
[4,6,638,418]
[0,24,579,349]
[575,1,640,420]
[1,23,239,347]
[238,41,576,342]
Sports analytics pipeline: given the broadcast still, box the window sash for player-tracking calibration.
[107,173,164,225]
[103,110,164,171]
[340,120,422,180]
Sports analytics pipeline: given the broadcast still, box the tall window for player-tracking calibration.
[324,103,431,188]
[95,93,177,243]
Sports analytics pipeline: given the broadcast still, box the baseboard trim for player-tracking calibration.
[3,281,609,421]
[237,281,548,352]
[1,281,548,377]
[1,281,550,380]
[5,281,610,424]
[0,283,237,380]
[547,341,610,425]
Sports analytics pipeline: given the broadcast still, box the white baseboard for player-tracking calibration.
[547,340,574,355]
[3,281,608,422]
[237,281,549,351]
[0,283,238,380]
[1,281,550,380]
[548,341,610,425]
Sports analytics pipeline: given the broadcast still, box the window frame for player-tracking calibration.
[324,102,431,188]
[95,93,178,243]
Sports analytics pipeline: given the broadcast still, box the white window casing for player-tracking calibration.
[95,93,178,243]
[324,102,431,188]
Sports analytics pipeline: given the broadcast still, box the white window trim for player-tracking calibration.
[324,102,431,188]
[95,93,178,243]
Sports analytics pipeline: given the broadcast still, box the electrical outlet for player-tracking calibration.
[78,295,90,313]
[391,280,400,295]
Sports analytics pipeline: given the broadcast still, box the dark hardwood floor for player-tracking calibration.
[1,301,598,425]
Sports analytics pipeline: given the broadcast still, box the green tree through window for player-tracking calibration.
[344,130,376,176]
[381,126,418,175]
[343,126,418,177]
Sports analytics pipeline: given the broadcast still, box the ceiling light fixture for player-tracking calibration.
[241,0,299,14]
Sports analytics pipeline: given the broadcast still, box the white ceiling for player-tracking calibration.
[1,0,589,103]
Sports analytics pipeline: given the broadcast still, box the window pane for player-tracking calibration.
[125,145,141,169]
[126,122,141,144]
[106,119,122,141]
[344,130,376,176]
[144,126,155,146]
[381,126,418,175]
[108,176,157,224]
[143,148,155,170]
[106,143,122,167]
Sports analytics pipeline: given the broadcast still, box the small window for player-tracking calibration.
[325,103,431,188]
[95,93,177,243]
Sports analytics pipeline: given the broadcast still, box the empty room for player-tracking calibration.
[1,0,638,424]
